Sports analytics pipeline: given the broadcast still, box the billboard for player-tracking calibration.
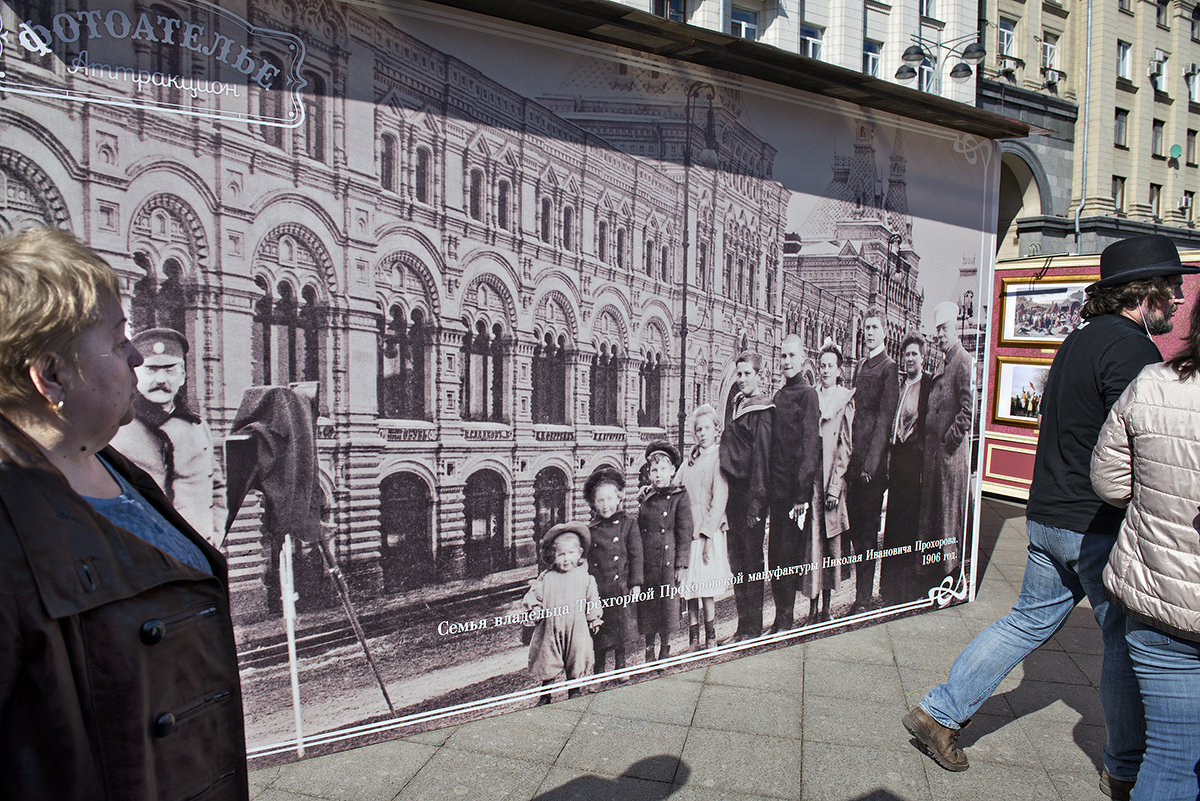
[0,0,999,763]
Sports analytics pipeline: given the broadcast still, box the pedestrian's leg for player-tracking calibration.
[1125,619,1200,801]
[1079,533,1145,782]
[920,520,1082,728]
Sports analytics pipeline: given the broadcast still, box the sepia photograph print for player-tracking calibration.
[0,0,998,764]
[991,355,1054,428]
[998,276,1095,347]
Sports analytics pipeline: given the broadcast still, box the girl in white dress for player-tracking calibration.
[674,404,734,650]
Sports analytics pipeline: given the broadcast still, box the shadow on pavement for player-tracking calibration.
[531,755,690,800]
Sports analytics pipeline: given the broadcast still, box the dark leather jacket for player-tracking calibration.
[0,415,248,801]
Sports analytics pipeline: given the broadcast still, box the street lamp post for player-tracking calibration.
[678,82,717,452]
[959,290,975,340]
[894,32,986,95]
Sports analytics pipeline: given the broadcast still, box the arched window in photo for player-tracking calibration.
[724,253,733,296]
[469,168,485,221]
[597,219,609,262]
[638,351,663,428]
[259,54,285,147]
[533,467,570,551]
[660,245,670,282]
[497,179,511,230]
[380,133,397,192]
[562,205,575,251]
[130,252,188,338]
[379,472,434,592]
[414,147,432,204]
[540,196,553,243]
[302,71,326,162]
[378,306,427,420]
[151,4,183,107]
[461,319,505,421]
[697,242,708,291]
[463,470,509,576]
[617,227,628,269]
[252,279,323,390]
[644,236,656,276]
[590,342,621,425]
[532,331,568,424]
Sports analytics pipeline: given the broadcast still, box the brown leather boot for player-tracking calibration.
[902,707,969,771]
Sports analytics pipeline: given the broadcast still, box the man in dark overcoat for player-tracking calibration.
[847,307,899,613]
[719,351,774,643]
[767,334,821,630]
[917,301,973,576]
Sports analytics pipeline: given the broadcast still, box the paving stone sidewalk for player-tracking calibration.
[250,496,1113,801]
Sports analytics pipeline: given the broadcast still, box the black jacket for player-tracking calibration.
[768,374,821,505]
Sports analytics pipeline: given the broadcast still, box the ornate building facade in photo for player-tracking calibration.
[0,0,923,622]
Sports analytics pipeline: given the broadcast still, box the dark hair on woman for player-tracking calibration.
[1080,277,1174,320]
[1167,295,1200,380]
[900,332,926,355]
[818,341,843,367]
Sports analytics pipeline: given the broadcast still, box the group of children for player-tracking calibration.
[520,404,734,704]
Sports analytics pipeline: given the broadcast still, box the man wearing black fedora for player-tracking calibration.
[902,235,1198,799]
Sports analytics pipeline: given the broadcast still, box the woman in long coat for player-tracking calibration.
[813,343,854,619]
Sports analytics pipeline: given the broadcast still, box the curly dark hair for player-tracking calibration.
[1168,294,1200,381]
[1080,277,1174,319]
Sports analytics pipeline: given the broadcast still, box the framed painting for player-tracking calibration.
[998,276,1097,346]
[992,354,1055,429]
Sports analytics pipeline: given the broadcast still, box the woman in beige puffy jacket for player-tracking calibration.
[1092,294,1200,801]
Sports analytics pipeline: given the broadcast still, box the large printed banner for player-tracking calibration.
[0,0,998,762]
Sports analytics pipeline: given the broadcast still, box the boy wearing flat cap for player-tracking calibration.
[905,234,1199,796]
[521,522,602,704]
[637,441,693,662]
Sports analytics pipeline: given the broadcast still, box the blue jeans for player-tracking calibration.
[920,519,1144,780]
[1126,618,1200,801]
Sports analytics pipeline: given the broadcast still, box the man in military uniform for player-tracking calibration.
[112,327,217,545]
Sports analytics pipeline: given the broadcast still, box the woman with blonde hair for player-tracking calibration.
[674,403,733,649]
[0,226,248,800]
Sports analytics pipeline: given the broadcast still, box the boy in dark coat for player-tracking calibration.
[637,441,693,661]
[585,466,644,673]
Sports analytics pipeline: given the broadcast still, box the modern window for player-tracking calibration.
[1117,40,1132,80]
[1112,175,1126,213]
[1188,129,1197,164]
[1189,71,1200,102]
[653,0,684,22]
[1115,108,1129,147]
[1153,119,1165,156]
[919,0,935,18]
[1157,0,1170,28]
[1192,6,1200,40]
[998,20,1015,57]
[918,58,935,92]
[801,25,823,60]
[1185,190,1196,222]
[863,40,882,77]
[1041,33,1059,71]
[1119,0,1131,12]
[1150,57,1166,92]
[731,8,759,40]
[1150,183,1163,217]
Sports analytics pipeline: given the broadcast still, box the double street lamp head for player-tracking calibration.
[895,40,985,85]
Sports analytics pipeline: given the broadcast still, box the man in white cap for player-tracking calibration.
[903,234,1200,800]
[112,327,216,546]
[916,301,973,579]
